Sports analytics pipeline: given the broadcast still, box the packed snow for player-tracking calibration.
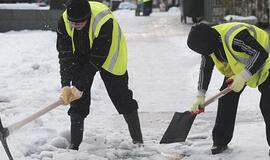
[0,7,267,160]
[224,15,258,25]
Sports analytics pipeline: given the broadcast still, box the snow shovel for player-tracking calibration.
[0,99,63,160]
[160,87,231,144]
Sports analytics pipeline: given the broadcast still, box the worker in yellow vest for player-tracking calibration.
[135,0,152,16]
[57,0,143,150]
[142,0,152,16]
[187,22,270,155]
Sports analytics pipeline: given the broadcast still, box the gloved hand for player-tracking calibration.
[227,74,247,92]
[191,96,205,114]
[60,86,83,105]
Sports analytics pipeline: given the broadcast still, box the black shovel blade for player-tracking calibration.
[160,111,196,144]
[0,118,13,160]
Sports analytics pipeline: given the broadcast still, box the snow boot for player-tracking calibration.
[123,110,143,144]
[69,114,84,150]
[211,145,228,154]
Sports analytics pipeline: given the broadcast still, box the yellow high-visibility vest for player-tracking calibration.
[210,22,270,87]
[62,1,127,76]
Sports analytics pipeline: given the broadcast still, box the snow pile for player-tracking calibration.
[224,15,258,25]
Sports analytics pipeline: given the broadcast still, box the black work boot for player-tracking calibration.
[211,145,228,155]
[69,114,84,150]
[123,110,143,144]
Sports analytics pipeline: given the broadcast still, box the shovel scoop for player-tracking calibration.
[160,87,231,144]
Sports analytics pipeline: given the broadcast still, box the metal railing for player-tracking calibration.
[204,0,269,26]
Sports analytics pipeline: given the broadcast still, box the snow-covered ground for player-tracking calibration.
[0,8,267,160]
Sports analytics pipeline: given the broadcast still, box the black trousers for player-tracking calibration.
[68,66,138,118]
[212,75,270,146]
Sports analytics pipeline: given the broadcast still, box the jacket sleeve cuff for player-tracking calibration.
[61,81,71,88]
[241,69,252,80]
[74,82,84,92]
[197,89,206,97]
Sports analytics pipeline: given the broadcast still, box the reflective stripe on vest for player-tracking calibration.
[62,1,127,75]
[109,23,122,71]
[91,9,111,45]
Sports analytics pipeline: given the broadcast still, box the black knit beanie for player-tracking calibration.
[187,23,220,56]
[67,0,91,22]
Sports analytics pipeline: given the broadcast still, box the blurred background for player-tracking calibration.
[0,0,269,32]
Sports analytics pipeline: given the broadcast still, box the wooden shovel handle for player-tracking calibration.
[195,87,231,114]
[201,87,231,108]
[7,99,64,135]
